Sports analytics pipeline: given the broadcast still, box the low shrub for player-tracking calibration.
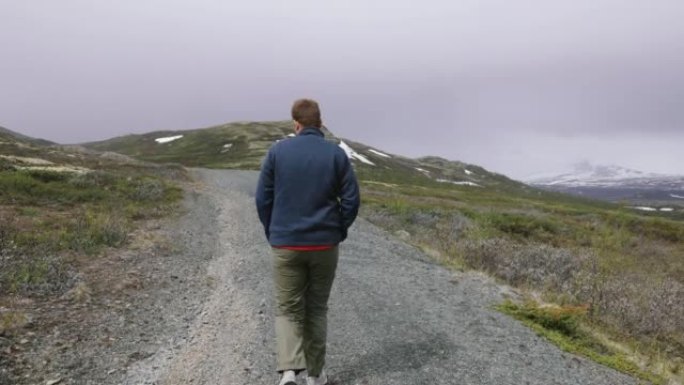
[129,178,166,201]
[497,299,663,384]
[498,300,587,337]
[68,170,117,189]
[460,238,580,292]
[1,239,76,296]
[485,212,561,242]
[0,170,108,205]
[65,212,129,253]
[574,264,684,347]
[25,169,70,183]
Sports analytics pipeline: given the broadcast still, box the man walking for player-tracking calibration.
[255,99,360,385]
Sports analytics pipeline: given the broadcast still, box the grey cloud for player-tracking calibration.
[1,0,683,177]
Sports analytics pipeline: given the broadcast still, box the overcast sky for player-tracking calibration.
[1,0,682,179]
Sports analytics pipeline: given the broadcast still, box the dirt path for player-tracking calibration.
[121,169,637,385]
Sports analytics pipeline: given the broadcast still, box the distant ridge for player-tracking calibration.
[0,126,55,146]
[528,162,684,203]
[83,120,528,191]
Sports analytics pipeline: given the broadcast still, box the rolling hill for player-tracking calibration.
[84,121,303,170]
[4,122,684,383]
[82,120,529,192]
[0,126,55,147]
[0,125,90,171]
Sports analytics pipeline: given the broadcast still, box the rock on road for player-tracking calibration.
[124,169,637,385]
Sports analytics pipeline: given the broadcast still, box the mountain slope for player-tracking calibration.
[84,121,334,170]
[0,126,85,170]
[0,126,55,146]
[0,126,141,172]
[83,121,527,191]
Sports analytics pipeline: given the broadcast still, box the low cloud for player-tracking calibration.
[1,0,682,178]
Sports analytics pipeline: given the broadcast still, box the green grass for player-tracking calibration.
[497,300,665,385]
[0,167,182,296]
[85,121,298,170]
[1,170,108,205]
[0,169,181,210]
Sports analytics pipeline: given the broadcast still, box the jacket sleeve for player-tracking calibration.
[338,152,360,240]
[255,148,275,240]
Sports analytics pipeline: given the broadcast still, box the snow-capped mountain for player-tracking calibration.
[528,162,681,188]
[527,162,684,203]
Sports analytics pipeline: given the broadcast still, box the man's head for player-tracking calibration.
[291,98,322,133]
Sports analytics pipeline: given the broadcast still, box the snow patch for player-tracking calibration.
[671,194,684,199]
[660,207,674,212]
[368,149,391,158]
[339,141,375,165]
[276,133,296,143]
[415,168,430,174]
[632,206,657,212]
[221,143,233,153]
[465,169,474,175]
[436,179,481,187]
[155,135,183,144]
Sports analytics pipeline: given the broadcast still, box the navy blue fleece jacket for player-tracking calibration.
[255,127,360,246]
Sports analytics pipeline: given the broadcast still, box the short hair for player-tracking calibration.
[291,98,322,128]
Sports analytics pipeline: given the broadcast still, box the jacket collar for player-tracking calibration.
[298,127,324,137]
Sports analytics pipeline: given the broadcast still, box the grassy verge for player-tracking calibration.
[497,300,665,385]
[358,177,684,384]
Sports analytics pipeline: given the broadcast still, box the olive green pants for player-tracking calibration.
[272,246,339,377]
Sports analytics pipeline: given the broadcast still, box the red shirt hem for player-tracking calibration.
[275,245,334,251]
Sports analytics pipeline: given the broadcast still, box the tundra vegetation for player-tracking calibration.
[0,137,183,340]
[83,121,684,384]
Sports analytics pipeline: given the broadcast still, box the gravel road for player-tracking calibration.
[123,169,637,385]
